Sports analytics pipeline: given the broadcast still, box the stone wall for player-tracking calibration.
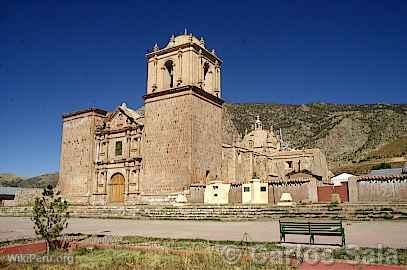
[142,87,223,195]
[2,204,407,221]
[14,188,42,206]
[143,93,193,195]
[191,92,223,182]
[1,188,43,207]
[59,109,107,204]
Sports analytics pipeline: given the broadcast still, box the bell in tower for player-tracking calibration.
[145,32,222,98]
[141,32,224,197]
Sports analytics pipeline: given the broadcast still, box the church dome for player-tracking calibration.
[240,116,280,153]
[245,129,269,148]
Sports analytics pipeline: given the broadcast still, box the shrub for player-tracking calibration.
[31,185,69,251]
[372,163,392,170]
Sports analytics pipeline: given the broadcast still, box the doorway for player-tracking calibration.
[109,173,125,203]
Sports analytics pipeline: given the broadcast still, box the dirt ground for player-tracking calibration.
[0,217,406,248]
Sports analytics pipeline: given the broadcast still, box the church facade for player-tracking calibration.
[58,33,331,205]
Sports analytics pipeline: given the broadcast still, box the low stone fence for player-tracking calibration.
[14,188,42,206]
[1,188,42,207]
[1,203,407,221]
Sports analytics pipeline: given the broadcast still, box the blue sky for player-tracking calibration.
[1,0,406,176]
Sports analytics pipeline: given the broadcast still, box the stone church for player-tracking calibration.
[59,32,331,205]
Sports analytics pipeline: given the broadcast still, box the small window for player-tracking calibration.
[214,193,218,197]
[287,161,293,169]
[244,187,250,192]
[115,141,123,156]
[260,186,267,192]
[213,186,218,190]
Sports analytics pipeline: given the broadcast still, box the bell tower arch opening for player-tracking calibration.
[164,60,174,89]
[203,62,213,93]
[203,62,210,80]
[146,32,222,96]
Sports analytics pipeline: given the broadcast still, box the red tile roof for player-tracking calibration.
[355,174,407,182]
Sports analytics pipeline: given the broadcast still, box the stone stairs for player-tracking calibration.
[1,204,407,221]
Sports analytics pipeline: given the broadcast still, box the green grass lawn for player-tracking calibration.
[1,235,406,269]
[0,247,293,270]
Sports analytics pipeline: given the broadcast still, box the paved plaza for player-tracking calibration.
[0,217,406,248]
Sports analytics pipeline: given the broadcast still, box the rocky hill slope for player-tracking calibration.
[0,173,58,188]
[224,103,407,171]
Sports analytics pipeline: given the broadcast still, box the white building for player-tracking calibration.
[204,181,230,204]
[242,178,268,204]
[331,173,354,186]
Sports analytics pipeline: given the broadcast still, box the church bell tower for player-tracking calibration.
[141,32,224,196]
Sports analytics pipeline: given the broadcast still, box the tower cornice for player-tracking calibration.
[143,85,224,106]
[146,42,223,64]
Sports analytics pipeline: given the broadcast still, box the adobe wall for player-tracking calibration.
[317,183,349,202]
[59,109,107,204]
[357,180,407,202]
[268,179,318,204]
[348,176,407,203]
[188,186,204,203]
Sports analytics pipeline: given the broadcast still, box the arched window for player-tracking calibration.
[203,62,212,92]
[203,62,210,80]
[164,60,174,88]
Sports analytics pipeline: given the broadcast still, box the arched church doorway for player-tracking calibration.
[109,173,125,203]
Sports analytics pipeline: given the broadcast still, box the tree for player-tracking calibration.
[31,185,69,251]
[372,162,392,170]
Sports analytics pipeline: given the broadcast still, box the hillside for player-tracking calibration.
[0,173,58,188]
[223,103,407,172]
[0,173,26,187]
